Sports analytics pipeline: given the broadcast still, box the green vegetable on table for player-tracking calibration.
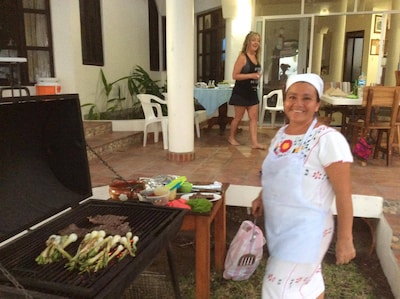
[186,198,213,213]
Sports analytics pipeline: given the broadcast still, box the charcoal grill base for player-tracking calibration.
[0,95,186,298]
[0,200,186,299]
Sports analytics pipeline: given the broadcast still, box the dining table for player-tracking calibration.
[194,87,233,134]
[320,94,363,135]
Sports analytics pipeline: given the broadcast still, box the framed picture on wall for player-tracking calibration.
[374,15,382,33]
[370,39,380,55]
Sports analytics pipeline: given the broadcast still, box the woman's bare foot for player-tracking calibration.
[228,138,240,146]
[252,144,266,150]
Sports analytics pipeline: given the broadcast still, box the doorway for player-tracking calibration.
[343,31,364,83]
[196,9,225,83]
[262,17,310,94]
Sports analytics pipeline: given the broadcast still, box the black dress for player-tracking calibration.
[229,54,260,106]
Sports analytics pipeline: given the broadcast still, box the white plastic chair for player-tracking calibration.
[260,89,284,127]
[162,92,202,138]
[137,94,169,149]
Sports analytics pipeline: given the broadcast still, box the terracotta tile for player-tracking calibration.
[87,124,400,269]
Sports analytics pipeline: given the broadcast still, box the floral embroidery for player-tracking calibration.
[280,139,292,153]
[312,171,323,180]
[295,277,304,283]
[267,273,276,282]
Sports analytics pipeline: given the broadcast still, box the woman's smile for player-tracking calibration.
[284,82,320,122]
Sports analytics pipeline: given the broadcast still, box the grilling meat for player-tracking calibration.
[189,192,215,200]
[59,214,131,237]
[87,215,128,225]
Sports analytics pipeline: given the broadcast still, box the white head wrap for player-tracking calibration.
[285,73,324,98]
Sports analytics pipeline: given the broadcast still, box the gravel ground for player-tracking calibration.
[124,206,395,298]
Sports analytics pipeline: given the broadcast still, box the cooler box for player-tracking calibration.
[35,77,61,95]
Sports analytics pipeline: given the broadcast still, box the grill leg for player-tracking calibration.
[166,242,181,299]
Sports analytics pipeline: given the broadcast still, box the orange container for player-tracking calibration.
[35,81,61,95]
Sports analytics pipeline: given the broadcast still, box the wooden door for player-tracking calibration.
[196,9,225,83]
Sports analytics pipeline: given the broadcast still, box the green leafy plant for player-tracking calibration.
[130,65,163,97]
[129,65,167,116]
[82,65,165,120]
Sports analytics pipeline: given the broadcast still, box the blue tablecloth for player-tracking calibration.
[194,87,232,117]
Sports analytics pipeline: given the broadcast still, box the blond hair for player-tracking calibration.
[240,31,261,61]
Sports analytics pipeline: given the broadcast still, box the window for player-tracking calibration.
[196,9,225,83]
[148,0,166,71]
[0,0,54,85]
[79,0,104,66]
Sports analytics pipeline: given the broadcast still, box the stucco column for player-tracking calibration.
[222,0,252,82]
[311,28,328,74]
[329,15,346,81]
[384,5,400,85]
[166,0,195,161]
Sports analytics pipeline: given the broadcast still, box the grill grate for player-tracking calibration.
[0,200,186,298]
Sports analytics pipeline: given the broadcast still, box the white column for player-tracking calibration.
[222,0,253,83]
[311,28,328,74]
[384,5,400,86]
[166,0,194,154]
[224,19,235,82]
[329,15,346,81]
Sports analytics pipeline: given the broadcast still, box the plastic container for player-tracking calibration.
[138,189,170,206]
[35,78,61,95]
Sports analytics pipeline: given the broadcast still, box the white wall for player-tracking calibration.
[49,0,249,115]
[194,0,221,13]
[50,0,152,110]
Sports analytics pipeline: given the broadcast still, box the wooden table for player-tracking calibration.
[194,87,233,134]
[180,184,227,299]
[321,94,363,134]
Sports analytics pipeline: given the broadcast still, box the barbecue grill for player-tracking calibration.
[0,94,186,298]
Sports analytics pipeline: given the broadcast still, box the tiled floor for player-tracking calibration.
[87,123,400,266]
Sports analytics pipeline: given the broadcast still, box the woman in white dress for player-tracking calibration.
[252,73,356,298]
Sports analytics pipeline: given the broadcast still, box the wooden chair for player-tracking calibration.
[395,71,400,153]
[348,86,400,166]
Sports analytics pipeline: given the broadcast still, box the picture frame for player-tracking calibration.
[374,15,382,33]
[370,39,380,55]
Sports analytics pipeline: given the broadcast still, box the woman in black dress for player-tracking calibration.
[228,31,265,149]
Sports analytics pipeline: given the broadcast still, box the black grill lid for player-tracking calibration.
[0,94,92,242]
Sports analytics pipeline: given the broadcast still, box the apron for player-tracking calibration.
[261,118,326,264]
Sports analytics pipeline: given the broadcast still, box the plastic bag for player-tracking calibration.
[353,136,374,161]
[223,220,265,281]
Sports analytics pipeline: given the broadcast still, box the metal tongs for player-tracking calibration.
[191,181,222,192]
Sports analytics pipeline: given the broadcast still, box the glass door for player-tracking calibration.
[261,17,311,94]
